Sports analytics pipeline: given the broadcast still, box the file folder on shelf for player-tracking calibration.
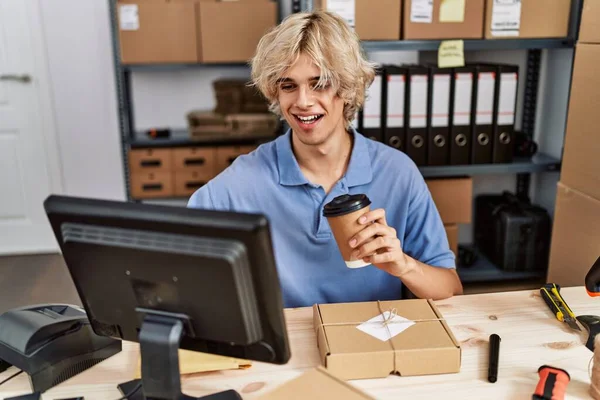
[406,65,429,166]
[471,64,497,164]
[382,65,407,151]
[449,66,475,165]
[427,66,452,166]
[359,67,383,143]
[493,64,519,164]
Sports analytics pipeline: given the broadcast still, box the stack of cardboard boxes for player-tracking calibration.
[128,145,256,199]
[314,0,572,41]
[116,0,278,64]
[547,1,600,287]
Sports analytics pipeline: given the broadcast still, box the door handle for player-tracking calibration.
[0,74,32,83]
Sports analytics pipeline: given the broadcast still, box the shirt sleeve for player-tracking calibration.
[187,184,216,209]
[402,174,456,269]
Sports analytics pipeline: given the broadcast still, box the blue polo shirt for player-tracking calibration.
[188,129,455,308]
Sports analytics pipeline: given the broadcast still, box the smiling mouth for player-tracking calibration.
[293,114,324,125]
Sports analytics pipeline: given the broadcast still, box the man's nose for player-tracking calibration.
[295,86,314,109]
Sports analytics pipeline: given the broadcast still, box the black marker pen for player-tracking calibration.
[488,333,501,383]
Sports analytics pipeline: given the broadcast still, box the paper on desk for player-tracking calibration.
[356,311,415,342]
[135,349,252,378]
[440,0,466,23]
[438,40,465,68]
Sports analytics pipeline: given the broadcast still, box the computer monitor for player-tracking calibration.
[43,195,291,400]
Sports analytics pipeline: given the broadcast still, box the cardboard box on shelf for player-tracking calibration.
[257,367,375,400]
[197,0,277,63]
[313,299,461,380]
[547,183,600,287]
[484,0,570,39]
[560,43,600,200]
[403,0,484,40]
[130,171,174,199]
[445,224,459,256]
[129,148,173,173]
[426,177,473,224]
[116,0,200,64]
[579,0,600,44]
[314,0,401,40]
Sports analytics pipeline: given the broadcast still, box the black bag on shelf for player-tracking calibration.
[474,191,551,272]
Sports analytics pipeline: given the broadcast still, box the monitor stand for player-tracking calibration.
[117,309,242,400]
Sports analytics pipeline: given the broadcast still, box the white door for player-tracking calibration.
[0,0,63,254]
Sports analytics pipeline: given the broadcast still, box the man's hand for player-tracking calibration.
[348,208,413,278]
[348,208,464,300]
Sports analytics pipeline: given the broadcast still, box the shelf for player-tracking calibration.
[418,153,561,178]
[457,252,546,284]
[119,39,576,72]
[123,62,250,72]
[128,129,278,148]
[362,38,575,52]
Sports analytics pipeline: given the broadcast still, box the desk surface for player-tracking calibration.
[2,287,598,399]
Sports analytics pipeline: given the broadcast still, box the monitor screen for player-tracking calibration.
[44,195,290,365]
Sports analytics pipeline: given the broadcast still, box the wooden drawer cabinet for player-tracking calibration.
[130,171,174,198]
[129,148,172,172]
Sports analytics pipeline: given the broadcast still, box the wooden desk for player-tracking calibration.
[2,287,599,399]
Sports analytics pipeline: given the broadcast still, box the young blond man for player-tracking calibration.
[188,11,463,307]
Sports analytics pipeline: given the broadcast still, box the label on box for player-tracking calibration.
[327,0,355,28]
[476,73,495,125]
[498,72,517,125]
[356,311,415,342]
[363,75,381,128]
[119,4,139,31]
[411,0,433,24]
[491,0,521,37]
[387,75,405,128]
[432,74,450,127]
[410,75,428,128]
[453,73,473,126]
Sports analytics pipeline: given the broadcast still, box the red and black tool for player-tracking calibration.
[585,256,600,297]
[532,365,570,400]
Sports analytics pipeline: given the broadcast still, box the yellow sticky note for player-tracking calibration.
[440,0,466,23]
[438,40,465,68]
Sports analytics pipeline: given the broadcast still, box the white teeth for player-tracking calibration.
[297,115,320,122]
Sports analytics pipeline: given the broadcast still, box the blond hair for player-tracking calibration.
[250,11,376,129]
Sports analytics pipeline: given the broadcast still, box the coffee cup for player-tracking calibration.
[323,194,372,269]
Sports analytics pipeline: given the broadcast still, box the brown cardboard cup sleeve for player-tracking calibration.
[323,194,372,269]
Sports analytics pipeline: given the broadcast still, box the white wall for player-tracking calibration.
[39,0,125,201]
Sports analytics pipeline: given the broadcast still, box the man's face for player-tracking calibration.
[277,53,346,146]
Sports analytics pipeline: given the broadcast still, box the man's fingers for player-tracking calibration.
[358,208,387,226]
[349,223,394,248]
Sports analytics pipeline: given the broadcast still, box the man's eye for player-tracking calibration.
[312,82,330,91]
[280,84,295,91]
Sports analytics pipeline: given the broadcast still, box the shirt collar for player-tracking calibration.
[276,127,373,187]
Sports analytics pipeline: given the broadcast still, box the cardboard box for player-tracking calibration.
[547,183,600,287]
[130,171,174,199]
[315,0,401,40]
[257,367,375,400]
[129,148,173,173]
[313,300,461,380]
[445,224,459,256]
[560,44,600,200]
[484,0,570,39]
[426,177,473,224]
[198,0,277,62]
[116,0,200,64]
[403,0,484,40]
[579,0,600,44]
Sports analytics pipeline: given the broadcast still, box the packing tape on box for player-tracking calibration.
[316,300,447,374]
